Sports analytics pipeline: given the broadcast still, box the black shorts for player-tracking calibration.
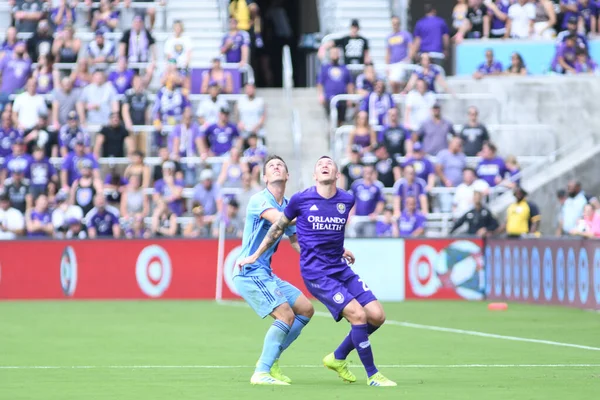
[324,100,347,125]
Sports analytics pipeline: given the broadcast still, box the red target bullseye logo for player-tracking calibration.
[408,245,440,297]
[136,245,172,298]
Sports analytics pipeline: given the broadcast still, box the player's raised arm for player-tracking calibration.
[237,213,292,268]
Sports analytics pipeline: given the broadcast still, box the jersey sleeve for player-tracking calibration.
[246,193,274,220]
[284,192,300,221]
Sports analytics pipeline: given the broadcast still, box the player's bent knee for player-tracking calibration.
[293,295,314,319]
[272,303,295,327]
[343,301,367,325]
[366,302,386,326]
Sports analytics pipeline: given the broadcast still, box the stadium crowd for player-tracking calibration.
[0,0,269,239]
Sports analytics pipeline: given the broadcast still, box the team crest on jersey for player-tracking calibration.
[333,292,344,304]
[336,203,346,214]
[274,288,283,298]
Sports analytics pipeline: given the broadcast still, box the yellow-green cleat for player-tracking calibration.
[367,372,397,387]
[270,359,292,384]
[323,352,357,383]
[250,372,290,386]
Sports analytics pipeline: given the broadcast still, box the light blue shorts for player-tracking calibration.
[233,270,302,319]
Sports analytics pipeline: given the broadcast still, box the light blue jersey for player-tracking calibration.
[237,188,297,275]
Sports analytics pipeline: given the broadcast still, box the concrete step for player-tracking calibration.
[338,9,392,19]
[338,0,389,8]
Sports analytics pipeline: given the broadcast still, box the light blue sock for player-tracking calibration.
[280,315,310,352]
[256,320,291,373]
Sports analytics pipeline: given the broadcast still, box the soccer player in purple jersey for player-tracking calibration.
[238,156,397,387]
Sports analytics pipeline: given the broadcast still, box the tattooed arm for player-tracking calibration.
[289,234,301,254]
[237,213,292,268]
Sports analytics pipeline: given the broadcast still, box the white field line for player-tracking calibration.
[1,364,599,370]
[217,301,600,352]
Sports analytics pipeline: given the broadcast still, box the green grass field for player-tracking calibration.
[1,300,599,400]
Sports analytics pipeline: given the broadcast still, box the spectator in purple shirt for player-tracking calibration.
[2,138,34,181]
[386,15,415,93]
[552,34,578,74]
[204,108,240,157]
[108,57,136,95]
[1,27,18,54]
[476,141,507,187]
[403,142,436,191]
[60,139,100,189]
[376,205,399,237]
[317,47,354,126]
[348,164,385,237]
[26,194,53,237]
[473,49,503,79]
[416,103,455,156]
[0,41,32,102]
[91,0,120,34]
[153,161,185,216]
[578,0,597,34]
[0,112,22,161]
[221,17,250,66]
[59,111,90,157]
[413,3,450,66]
[398,196,427,237]
[556,15,588,49]
[436,137,467,188]
[355,63,377,97]
[393,164,429,217]
[169,110,204,186]
[574,48,599,73]
[152,78,191,149]
[360,79,395,127]
[561,0,581,30]
[488,0,511,38]
[404,53,452,94]
[28,145,57,198]
[51,0,76,32]
[86,194,121,238]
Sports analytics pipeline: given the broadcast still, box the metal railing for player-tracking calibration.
[282,44,303,188]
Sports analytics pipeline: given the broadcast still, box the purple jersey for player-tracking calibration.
[153,178,185,216]
[477,61,503,75]
[28,210,52,237]
[317,63,351,101]
[50,7,77,31]
[561,0,580,29]
[86,206,119,236]
[359,92,395,126]
[579,2,598,31]
[414,15,449,53]
[3,154,34,176]
[95,10,120,33]
[476,157,507,186]
[61,152,99,185]
[243,145,267,169]
[108,69,135,95]
[104,173,128,186]
[221,30,250,63]
[0,55,32,94]
[28,158,55,189]
[403,157,435,182]
[355,73,375,93]
[489,0,511,33]
[387,30,413,63]
[398,211,426,236]
[59,125,89,152]
[36,71,53,94]
[349,179,384,216]
[394,177,428,210]
[575,58,598,73]
[414,66,440,92]
[0,127,22,158]
[152,87,190,125]
[555,42,578,68]
[204,122,239,156]
[168,123,202,157]
[375,220,394,237]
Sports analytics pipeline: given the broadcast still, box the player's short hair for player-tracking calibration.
[263,155,288,175]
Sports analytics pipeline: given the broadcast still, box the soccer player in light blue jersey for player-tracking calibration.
[239,156,397,387]
[233,155,314,386]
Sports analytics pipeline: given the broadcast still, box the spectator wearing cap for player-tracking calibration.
[405,53,452,95]
[221,17,250,66]
[557,180,588,235]
[28,145,57,199]
[500,186,540,238]
[403,79,436,133]
[12,78,48,132]
[0,112,22,162]
[452,167,489,219]
[201,58,233,95]
[77,70,120,127]
[347,111,376,157]
[91,0,120,34]
[196,82,229,130]
[459,106,489,157]
[551,33,578,74]
[379,107,411,163]
[183,204,211,238]
[119,14,157,64]
[557,15,588,49]
[153,161,185,217]
[476,142,507,187]
[86,194,121,238]
[236,83,266,140]
[403,142,436,191]
[348,164,385,238]
[26,193,53,237]
[340,146,364,190]
[0,191,25,239]
[413,3,450,66]
[27,19,53,61]
[1,137,34,183]
[0,41,33,106]
[505,0,536,39]
[108,57,136,95]
[65,215,88,239]
[393,164,428,217]
[386,15,415,94]
[574,48,599,73]
[95,112,134,159]
[450,191,499,236]
[61,139,100,189]
[68,157,103,216]
[51,188,84,237]
[59,111,90,156]
[212,198,243,238]
[473,49,503,80]
[151,74,191,149]
[86,30,117,65]
[373,143,401,188]
[164,20,193,73]
[193,169,223,223]
[319,19,371,66]
[317,47,354,127]
[51,0,77,32]
[2,162,32,213]
[52,77,81,131]
[151,198,179,238]
[376,205,399,238]
[360,79,395,127]
[203,107,241,157]
[169,110,204,186]
[13,0,48,33]
[416,103,455,156]
[397,196,426,237]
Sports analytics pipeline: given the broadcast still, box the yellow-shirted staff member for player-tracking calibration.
[499,186,541,238]
[229,0,251,31]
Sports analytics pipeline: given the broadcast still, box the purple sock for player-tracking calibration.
[349,324,378,377]
[334,323,379,360]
